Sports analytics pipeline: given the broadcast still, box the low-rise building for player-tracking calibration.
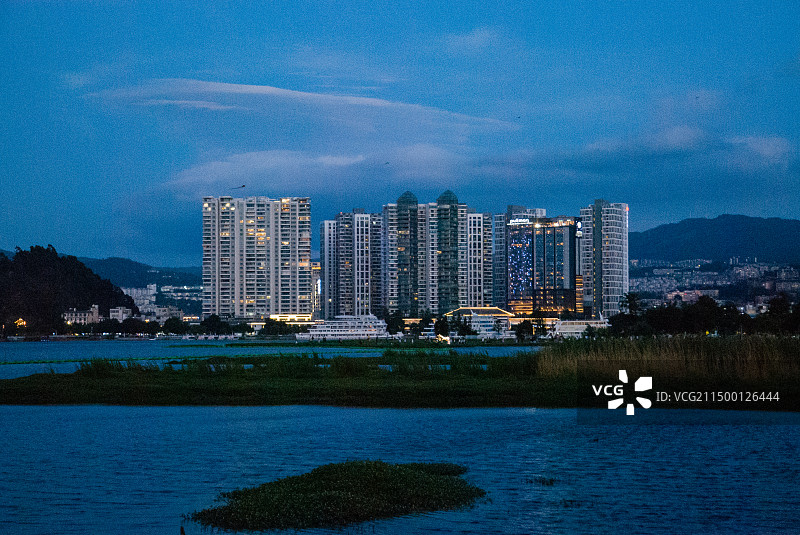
[63,305,100,325]
[444,306,514,338]
[109,307,133,322]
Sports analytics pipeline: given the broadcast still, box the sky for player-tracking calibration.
[1,1,798,266]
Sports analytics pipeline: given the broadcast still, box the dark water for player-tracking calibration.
[0,340,524,379]
[1,406,798,534]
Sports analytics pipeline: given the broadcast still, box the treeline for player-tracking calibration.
[63,315,307,337]
[607,294,800,337]
[0,246,137,335]
[383,311,478,337]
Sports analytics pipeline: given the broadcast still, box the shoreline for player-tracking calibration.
[2,337,798,411]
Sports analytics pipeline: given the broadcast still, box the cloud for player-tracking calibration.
[135,99,247,111]
[168,149,367,195]
[471,128,796,183]
[94,78,509,126]
[90,78,516,154]
[724,136,793,172]
[61,55,140,89]
[444,27,503,55]
[286,44,403,87]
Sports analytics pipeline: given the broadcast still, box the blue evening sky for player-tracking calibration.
[1,1,798,266]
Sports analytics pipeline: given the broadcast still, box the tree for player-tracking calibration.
[434,316,450,337]
[645,304,684,335]
[383,311,405,335]
[121,317,147,335]
[163,317,189,335]
[683,296,720,334]
[231,322,254,334]
[95,318,121,334]
[515,320,533,343]
[620,292,642,316]
[201,314,232,335]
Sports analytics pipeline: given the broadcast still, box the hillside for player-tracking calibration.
[78,257,201,288]
[630,215,800,263]
[0,246,137,333]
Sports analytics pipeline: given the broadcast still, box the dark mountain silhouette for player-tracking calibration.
[0,246,137,333]
[630,215,800,263]
[78,257,201,288]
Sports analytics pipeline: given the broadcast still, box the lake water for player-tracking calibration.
[0,340,524,379]
[1,405,798,534]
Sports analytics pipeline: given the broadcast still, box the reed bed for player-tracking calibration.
[535,335,800,384]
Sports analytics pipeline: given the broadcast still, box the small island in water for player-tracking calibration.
[189,461,486,531]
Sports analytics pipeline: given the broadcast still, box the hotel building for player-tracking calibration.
[506,216,581,316]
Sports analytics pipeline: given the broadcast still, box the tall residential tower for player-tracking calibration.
[579,200,629,318]
[202,196,312,320]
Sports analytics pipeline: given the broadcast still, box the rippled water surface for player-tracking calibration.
[1,406,798,534]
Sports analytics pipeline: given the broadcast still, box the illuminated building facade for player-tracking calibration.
[202,196,312,320]
[492,206,546,308]
[506,216,581,316]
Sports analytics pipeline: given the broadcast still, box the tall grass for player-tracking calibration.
[535,335,800,383]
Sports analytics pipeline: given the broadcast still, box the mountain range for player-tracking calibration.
[0,249,201,288]
[629,215,800,264]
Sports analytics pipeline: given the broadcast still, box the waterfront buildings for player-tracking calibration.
[579,200,629,318]
[492,206,546,309]
[202,196,312,321]
[108,307,132,322]
[443,306,514,338]
[202,192,628,327]
[467,212,493,308]
[319,191,494,318]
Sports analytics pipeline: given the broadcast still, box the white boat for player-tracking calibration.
[296,315,395,341]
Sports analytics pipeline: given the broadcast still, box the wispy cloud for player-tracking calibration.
[167,150,367,194]
[286,44,404,88]
[135,99,247,111]
[94,78,512,128]
[444,27,504,55]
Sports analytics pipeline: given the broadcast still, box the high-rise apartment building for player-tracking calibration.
[579,200,629,318]
[467,212,493,307]
[417,202,439,314]
[320,220,337,319]
[202,196,312,320]
[435,190,467,313]
[320,210,381,318]
[376,190,484,317]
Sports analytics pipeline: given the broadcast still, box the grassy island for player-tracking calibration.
[1,336,798,409]
[190,461,486,531]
